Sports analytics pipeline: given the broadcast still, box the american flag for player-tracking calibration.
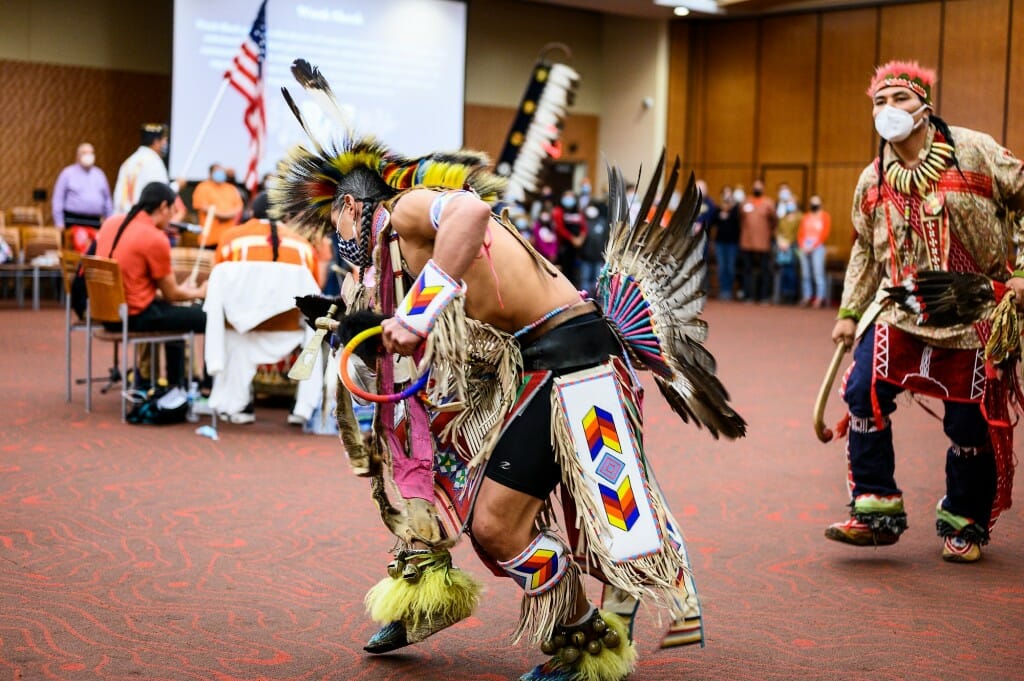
[224,0,267,194]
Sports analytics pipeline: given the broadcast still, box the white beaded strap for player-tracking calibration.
[394,259,465,338]
[429,190,473,230]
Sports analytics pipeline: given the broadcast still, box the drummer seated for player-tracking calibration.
[204,200,322,425]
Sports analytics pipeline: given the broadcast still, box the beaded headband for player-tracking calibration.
[867,60,936,106]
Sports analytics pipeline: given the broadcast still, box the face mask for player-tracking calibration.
[514,218,529,230]
[584,205,599,219]
[874,104,927,142]
[778,189,792,202]
[212,170,227,183]
[160,140,169,157]
[810,203,821,212]
[337,235,371,268]
[80,154,95,168]
[733,190,746,203]
[561,197,576,210]
[752,188,763,197]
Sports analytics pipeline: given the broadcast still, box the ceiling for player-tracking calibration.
[525,0,904,18]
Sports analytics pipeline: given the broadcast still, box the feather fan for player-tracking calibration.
[883,270,996,326]
[597,153,746,440]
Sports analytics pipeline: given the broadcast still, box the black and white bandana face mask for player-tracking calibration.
[337,235,370,268]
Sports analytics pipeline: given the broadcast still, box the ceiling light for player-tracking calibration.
[674,6,691,15]
[654,0,723,14]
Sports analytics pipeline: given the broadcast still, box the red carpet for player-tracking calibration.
[1,301,1022,680]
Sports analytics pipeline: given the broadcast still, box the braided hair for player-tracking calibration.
[332,166,397,268]
[107,182,177,256]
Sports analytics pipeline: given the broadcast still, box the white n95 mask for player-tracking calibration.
[874,104,927,142]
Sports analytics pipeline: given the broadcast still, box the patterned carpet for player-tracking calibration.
[1,302,1022,681]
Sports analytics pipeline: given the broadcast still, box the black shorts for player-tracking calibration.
[483,313,621,499]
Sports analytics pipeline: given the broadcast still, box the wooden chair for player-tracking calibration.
[8,206,44,227]
[0,226,28,305]
[21,226,62,309]
[80,256,195,421]
[171,247,214,286]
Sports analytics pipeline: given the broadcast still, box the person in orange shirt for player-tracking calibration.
[797,195,831,307]
[191,163,244,248]
[93,182,207,387]
[215,193,319,281]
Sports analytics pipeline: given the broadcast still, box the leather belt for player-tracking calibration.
[520,300,600,344]
[520,311,621,373]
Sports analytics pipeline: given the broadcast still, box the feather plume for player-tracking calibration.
[883,270,994,326]
[598,152,745,440]
[281,86,325,155]
[291,59,352,135]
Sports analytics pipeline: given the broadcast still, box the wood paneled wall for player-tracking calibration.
[0,60,170,217]
[670,0,1024,262]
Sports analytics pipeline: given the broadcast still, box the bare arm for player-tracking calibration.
[156,272,207,302]
[382,189,493,355]
[390,188,493,279]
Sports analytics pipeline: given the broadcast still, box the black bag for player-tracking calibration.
[126,386,189,425]
[71,240,97,321]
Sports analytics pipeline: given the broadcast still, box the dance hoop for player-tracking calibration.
[339,326,429,403]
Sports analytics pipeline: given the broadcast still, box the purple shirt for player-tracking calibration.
[52,164,112,226]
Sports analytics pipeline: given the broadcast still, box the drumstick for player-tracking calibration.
[187,206,216,286]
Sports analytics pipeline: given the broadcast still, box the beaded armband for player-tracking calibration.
[497,532,570,596]
[394,259,465,338]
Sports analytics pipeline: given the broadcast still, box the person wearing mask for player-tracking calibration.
[694,179,717,293]
[797,195,831,308]
[738,180,777,303]
[191,163,244,249]
[93,182,207,388]
[532,209,559,263]
[551,189,587,287]
[52,142,112,253]
[775,184,801,303]
[113,124,170,215]
[712,186,741,300]
[825,60,1024,563]
[577,201,609,295]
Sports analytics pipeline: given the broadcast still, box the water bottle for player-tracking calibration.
[186,381,200,423]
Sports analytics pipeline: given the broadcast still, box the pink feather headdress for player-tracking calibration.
[867,60,937,105]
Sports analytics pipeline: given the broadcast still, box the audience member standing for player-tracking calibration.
[52,142,112,253]
[695,179,718,292]
[191,163,244,249]
[577,201,610,295]
[712,186,741,300]
[532,209,558,264]
[113,124,170,215]
[797,195,831,307]
[738,179,777,303]
[775,184,802,303]
[551,189,587,287]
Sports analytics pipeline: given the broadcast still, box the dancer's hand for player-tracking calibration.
[1006,277,1024,310]
[831,318,856,349]
[381,317,423,356]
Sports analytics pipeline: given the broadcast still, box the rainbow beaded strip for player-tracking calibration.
[339,326,430,404]
[395,259,463,338]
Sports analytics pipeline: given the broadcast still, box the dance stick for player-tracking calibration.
[813,341,847,443]
[187,206,216,287]
[288,304,338,381]
[813,294,886,443]
[339,326,430,403]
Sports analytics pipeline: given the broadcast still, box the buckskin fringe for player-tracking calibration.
[549,380,688,620]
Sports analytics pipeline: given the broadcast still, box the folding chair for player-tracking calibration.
[22,226,62,310]
[0,226,28,306]
[80,256,195,421]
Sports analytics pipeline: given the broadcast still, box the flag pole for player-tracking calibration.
[176,78,231,180]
